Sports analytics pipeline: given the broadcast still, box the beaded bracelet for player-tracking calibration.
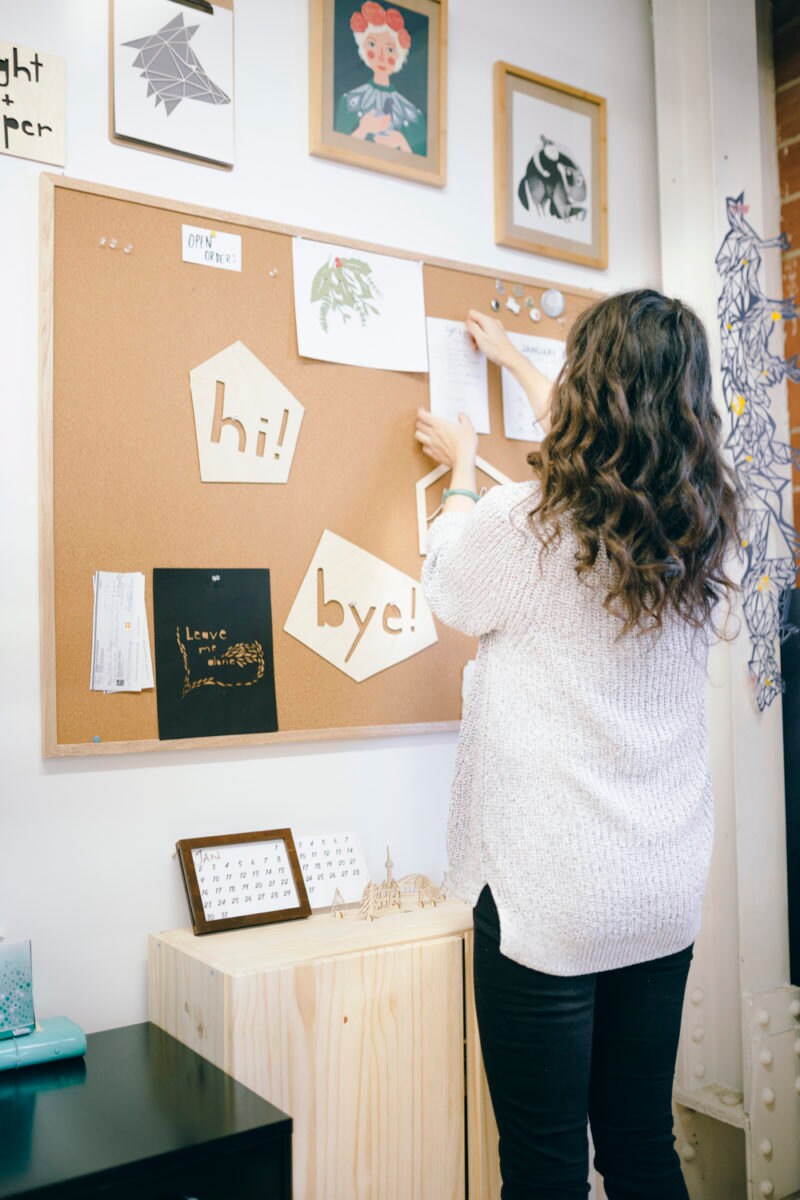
[442,488,480,504]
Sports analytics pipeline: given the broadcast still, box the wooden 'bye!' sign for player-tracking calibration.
[0,41,65,166]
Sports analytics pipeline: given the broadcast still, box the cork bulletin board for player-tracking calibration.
[40,174,599,756]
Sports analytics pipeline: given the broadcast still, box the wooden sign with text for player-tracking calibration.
[0,40,65,166]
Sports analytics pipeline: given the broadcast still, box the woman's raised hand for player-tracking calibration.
[415,409,477,469]
[465,309,521,370]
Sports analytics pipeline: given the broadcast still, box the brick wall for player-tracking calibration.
[773,0,800,524]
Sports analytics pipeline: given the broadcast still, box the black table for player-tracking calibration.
[0,1022,292,1199]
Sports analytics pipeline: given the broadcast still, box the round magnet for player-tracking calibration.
[541,288,565,318]
[494,279,505,294]
[529,307,542,323]
[491,298,501,312]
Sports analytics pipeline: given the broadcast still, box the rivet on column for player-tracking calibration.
[760,1181,774,1198]
[693,1063,706,1079]
[690,988,704,1005]
[762,1087,776,1106]
[759,1139,773,1158]
[681,1145,697,1163]
[691,1026,704,1043]
[759,1049,774,1067]
[794,1038,800,1057]
[757,1009,770,1029]
[790,998,800,1019]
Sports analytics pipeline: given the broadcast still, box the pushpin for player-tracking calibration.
[529,307,542,323]
[491,298,501,312]
[268,267,278,278]
[93,735,101,743]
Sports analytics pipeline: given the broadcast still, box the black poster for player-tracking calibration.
[153,569,278,741]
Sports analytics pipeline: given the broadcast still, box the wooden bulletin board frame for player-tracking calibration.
[39,173,600,758]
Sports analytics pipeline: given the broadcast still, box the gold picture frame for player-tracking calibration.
[494,62,607,269]
[310,0,447,187]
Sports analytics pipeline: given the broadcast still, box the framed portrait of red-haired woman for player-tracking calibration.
[310,0,447,186]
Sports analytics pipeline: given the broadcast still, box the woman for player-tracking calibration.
[415,292,739,1200]
[335,2,427,156]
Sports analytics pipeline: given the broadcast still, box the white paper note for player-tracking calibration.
[501,332,566,442]
[90,571,154,693]
[296,833,370,908]
[292,238,429,373]
[182,225,242,272]
[426,317,490,434]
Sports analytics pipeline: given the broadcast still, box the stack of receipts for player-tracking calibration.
[90,571,154,693]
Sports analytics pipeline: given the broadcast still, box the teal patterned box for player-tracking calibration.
[0,941,36,1039]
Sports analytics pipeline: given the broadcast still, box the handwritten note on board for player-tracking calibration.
[182,225,242,272]
[426,317,490,434]
[501,332,566,442]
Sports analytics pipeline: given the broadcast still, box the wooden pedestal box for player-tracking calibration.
[148,900,501,1200]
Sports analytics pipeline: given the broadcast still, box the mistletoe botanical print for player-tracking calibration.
[310,254,382,332]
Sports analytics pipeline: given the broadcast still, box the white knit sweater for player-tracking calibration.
[423,481,714,976]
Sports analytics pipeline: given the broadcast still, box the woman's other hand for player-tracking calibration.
[465,310,523,371]
[415,410,477,469]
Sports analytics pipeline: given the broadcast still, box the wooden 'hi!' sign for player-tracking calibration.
[0,41,65,166]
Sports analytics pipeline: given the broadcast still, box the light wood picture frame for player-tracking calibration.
[176,829,311,935]
[494,62,607,270]
[310,0,447,187]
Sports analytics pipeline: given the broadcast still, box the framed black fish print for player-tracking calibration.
[310,0,447,187]
[494,62,607,269]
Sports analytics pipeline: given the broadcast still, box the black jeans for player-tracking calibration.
[473,886,692,1200]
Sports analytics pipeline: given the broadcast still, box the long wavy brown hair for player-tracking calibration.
[528,289,741,635]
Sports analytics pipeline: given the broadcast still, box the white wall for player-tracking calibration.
[0,0,662,1033]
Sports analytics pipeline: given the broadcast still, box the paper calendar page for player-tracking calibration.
[296,832,369,908]
[192,839,299,922]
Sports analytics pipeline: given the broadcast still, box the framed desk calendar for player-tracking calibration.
[176,829,311,934]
